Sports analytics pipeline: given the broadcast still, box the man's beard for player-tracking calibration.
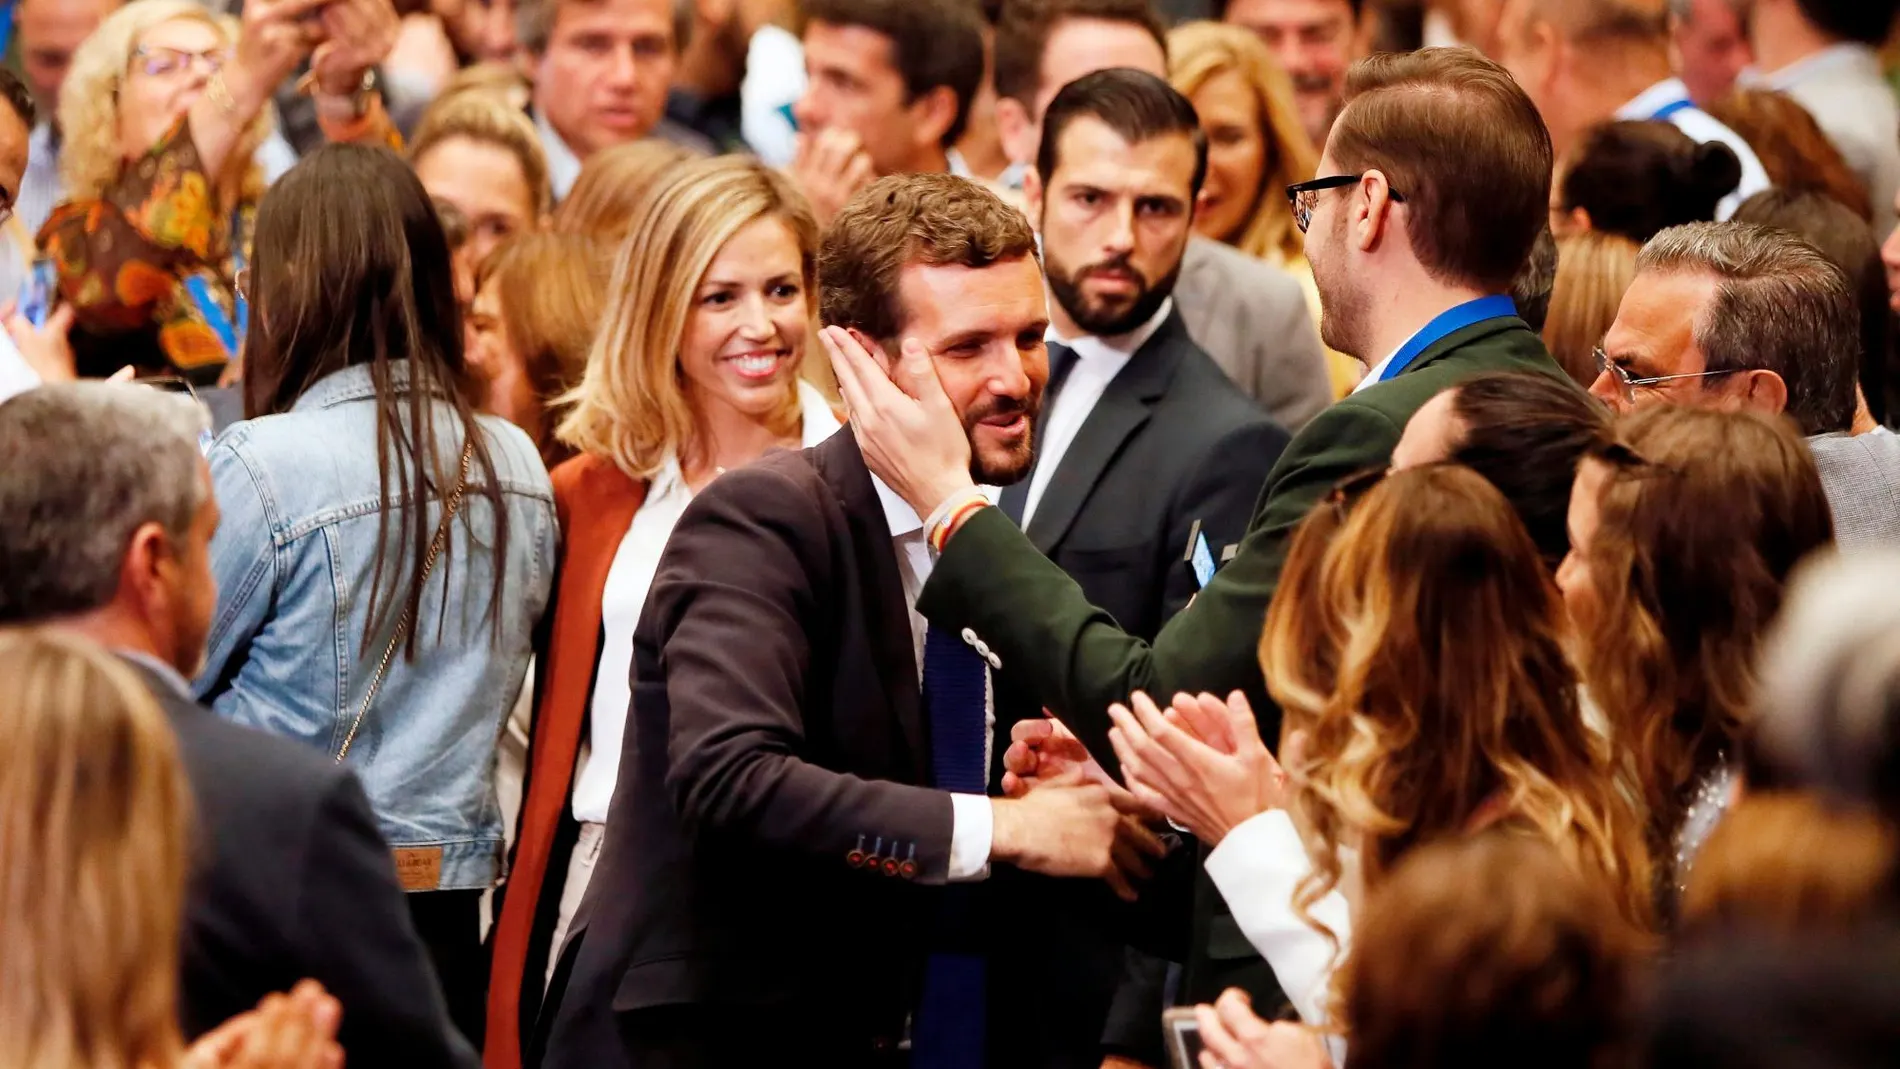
[962,384,1042,486]
[1311,210,1367,358]
[1045,248,1180,337]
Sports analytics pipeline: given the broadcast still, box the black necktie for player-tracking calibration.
[1044,340,1078,401]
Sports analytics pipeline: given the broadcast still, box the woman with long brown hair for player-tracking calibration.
[1110,464,1652,1030]
[0,627,344,1069]
[195,144,558,1042]
[1559,406,1835,909]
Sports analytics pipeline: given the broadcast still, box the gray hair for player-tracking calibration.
[1636,221,1859,435]
[1755,548,1900,813]
[0,384,210,623]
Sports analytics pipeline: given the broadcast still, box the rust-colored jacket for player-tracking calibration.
[485,454,646,1069]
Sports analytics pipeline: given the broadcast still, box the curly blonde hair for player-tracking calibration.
[58,0,271,203]
[1261,465,1655,942]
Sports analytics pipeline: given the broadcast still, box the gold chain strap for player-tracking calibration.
[336,440,475,762]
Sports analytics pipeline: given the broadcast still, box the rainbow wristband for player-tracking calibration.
[926,489,990,554]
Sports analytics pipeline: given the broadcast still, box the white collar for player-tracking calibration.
[534,108,583,199]
[1046,296,1174,360]
[651,379,844,499]
[1748,42,1881,91]
[1616,78,1693,120]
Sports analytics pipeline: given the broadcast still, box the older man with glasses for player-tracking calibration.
[1594,219,1900,546]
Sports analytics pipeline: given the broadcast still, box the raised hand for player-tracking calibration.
[821,326,977,518]
[311,0,399,96]
[790,127,877,227]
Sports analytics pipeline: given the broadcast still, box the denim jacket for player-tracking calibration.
[195,362,557,890]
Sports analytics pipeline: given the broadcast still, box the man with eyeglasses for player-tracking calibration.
[1595,220,1900,546]
[827,45,1567,1025]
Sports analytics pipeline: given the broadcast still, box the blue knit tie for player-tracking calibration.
[912,625,988,1068]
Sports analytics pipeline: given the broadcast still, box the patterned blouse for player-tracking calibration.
[39,117,253,382]
[38,104,401,383]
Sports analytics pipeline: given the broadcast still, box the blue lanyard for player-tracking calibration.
[184,209,247,357]
[1377,295,1518,383]
[0,1,14,60]
[1651,98,1695,120]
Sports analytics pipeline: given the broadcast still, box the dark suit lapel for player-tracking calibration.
[812,429,928,767]
[1023,313,1189,552]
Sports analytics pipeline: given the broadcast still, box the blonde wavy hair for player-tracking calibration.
[1167,20,1318,265]
[556,156,820,480]
[0,627,193,1069]
[1261,465,1655,943]
[58,0,271,203]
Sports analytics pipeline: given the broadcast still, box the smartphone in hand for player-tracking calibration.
[18,257,56,328]
[1163,1007,1204,1069]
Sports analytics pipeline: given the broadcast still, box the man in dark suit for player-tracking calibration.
[999,68,1288,1065]
[1007,68,1286,644]
[830,46,1567,1013]
[0,384,475,1069]
[539,173,1146,1069]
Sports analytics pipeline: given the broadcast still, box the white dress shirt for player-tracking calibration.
[535,109,584,202]
[1746,44,1900,236]
[1020,298,1173,526]
[876,474,1002,881]
[1614,78,1772,220]
[570,381,842,823]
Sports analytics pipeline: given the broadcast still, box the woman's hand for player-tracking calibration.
[1195,989,1333,1069]
[186,979,343,1069]
[3,301,77,384]
[228,0,329,101]
[311,0,400,97]
[1106,690,1288,846]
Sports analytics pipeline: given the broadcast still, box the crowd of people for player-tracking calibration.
[2,0,1900,1067]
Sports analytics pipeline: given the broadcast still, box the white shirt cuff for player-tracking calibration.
[947,792,994,882]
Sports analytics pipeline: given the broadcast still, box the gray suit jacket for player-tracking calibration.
[1810,430,1900,548]
[1171,237,1332,433]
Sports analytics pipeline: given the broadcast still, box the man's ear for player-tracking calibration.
[118,521,170,617]
[909,85,961,158]
[1023,162,1044,219]
[848,327,897,374]
[1354,169,1400,253]
[994,95,1036,167]
[1735,368,1790,418]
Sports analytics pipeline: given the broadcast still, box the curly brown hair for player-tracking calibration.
[818,173,1038,344]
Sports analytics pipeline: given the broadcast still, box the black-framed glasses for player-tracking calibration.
[1592,347,1738,404]
[1286,174,1406,233]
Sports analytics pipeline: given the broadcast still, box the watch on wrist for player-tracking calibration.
[311,68,378,121]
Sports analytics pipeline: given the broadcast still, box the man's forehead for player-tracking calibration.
[1608,268,1718,357]
[896,257,1048,336]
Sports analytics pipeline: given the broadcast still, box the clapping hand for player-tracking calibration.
[186,979,343,1069]
[1106,691,1297,847]
[1195,989,1333,1069]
